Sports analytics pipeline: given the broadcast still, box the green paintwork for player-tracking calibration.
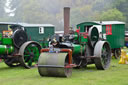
[74,33,78,40]
[72,44,85,55]
[90,27,99,42]
[72,44,81,54]
[76,21,125,49]
[40,41,49,48]
[77,22,99,32]
[0,23,55,48]
[2,38,13,45]
[0,45,14,54]
[74,32,88,44]
[79,36,88,44]
[0,33,2,41]
[102,24,125,48]
[24,26,54,48]
[24,44,40,66]
[0,34,14,55]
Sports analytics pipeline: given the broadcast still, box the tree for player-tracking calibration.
[114,0,128,30]
[97,8,126,21]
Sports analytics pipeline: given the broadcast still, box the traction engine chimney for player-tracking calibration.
[64,7,70,35]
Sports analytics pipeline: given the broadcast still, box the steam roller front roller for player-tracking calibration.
[38,49,72,77]
[19,41,41,69]
[94,41,111,70]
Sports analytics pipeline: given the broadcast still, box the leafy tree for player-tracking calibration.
[114,0,128,29]
[97,8,126,21]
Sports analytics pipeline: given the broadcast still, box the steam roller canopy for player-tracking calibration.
[38,53,72,77]
[12,29,28,48]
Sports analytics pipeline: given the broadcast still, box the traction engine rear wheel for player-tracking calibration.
[94,41,111,70]
[19,41,41,69]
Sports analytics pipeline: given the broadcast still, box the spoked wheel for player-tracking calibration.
[114,48,121,59]
[19,41,41,69]
[94,41,111,70]
[4,56,21,67]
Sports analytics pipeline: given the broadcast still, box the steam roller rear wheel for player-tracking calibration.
[38,53,72,77]
[19,41,41,69]
[4,56,21,67]
[94,41,111,70]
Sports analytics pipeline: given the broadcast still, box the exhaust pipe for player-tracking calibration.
[64,7,70,35]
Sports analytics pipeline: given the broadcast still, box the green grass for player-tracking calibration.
[0,59,128,85]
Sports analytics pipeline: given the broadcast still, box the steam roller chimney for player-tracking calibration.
[64,7,70,35]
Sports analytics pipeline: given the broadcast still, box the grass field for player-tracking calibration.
[0,59,128,85]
